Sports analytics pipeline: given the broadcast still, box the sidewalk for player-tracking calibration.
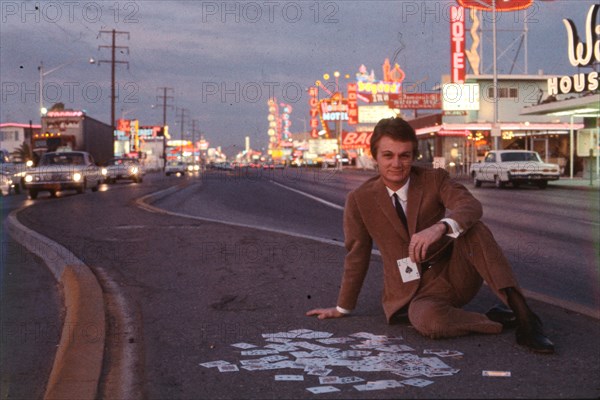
[549,177,599,190]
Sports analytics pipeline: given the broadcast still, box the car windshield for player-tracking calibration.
[500,152,540,162]
[109,158,135,166]
[40,153,85,166]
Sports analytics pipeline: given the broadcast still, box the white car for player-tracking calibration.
[102,157,144,183]
[470,150,560,189]
[23,151,103,199]
[0,172,13,196]
[165,161,187,176]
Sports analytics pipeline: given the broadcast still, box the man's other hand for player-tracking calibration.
[305,307,344,319]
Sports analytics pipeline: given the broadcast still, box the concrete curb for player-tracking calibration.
[7,209,105,400]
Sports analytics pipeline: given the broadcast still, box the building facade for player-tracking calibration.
[0,123,41,161]
[410,74,584,176]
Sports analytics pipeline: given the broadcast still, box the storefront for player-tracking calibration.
[408,73,586,175]
[521,95,599,179]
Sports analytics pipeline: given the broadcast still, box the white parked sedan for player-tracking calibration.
[470,150,561,189]
[23,151,103,199]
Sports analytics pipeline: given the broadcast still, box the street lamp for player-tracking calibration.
[462,0,500,149]
[38,58,95,116]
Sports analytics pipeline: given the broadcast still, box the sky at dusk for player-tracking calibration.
[1,0,597,156]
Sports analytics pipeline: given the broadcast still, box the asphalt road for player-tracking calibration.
[155,168,600,315]
[4,169,600,399]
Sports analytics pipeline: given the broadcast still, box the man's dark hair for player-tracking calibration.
[370,117,418,158]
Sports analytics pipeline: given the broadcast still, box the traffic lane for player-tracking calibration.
[14,178,600,398]
[470,186,599,312]
[270,167,374,206]
[154,172,346,242]
[271,171,599,312]
[1,192,62,400]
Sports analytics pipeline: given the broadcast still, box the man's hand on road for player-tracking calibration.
[409,223,446,263]
[306,307,344,319]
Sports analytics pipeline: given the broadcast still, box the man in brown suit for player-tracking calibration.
[307,117,554,353]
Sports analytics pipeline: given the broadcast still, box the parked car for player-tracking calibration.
[23,151,102,199]
[0,155,29,194]
[102,157,145,183]
[165,161,187,176]
[470,150,560,189]
[0,172,13,196]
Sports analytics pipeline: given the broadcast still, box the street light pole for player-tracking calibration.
[38,59,89,116]
[492,0,499,150]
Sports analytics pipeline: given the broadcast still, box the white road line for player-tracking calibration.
[269,180,345,211]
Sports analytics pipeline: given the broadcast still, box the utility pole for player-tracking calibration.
[191,119,200,165]
[176,107,188,161]
[156,87,174,169]
[98,29,130,133]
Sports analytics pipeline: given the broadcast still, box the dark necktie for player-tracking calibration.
[393,193,408,230]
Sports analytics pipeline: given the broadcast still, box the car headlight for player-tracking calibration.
[73,172,82,182]
[131,166,139,174]
[101,168,108,176]
[187,165,193,171]
[25,175,33,183]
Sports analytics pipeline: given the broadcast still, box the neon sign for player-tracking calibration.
[549,5,600,95]
[450,6,465,84]
[347,83,358,125]
[308,87,319,138]
[563,5,599,67]
[456,0,533,12]
[319,94,348,121]
[355,60,404,97]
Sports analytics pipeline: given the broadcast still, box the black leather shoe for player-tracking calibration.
[516,314,555,354]
[485,305,518,329]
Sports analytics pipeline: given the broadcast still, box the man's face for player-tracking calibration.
[374,136,414,190]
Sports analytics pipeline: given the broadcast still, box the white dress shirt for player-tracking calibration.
[385,179,462,238]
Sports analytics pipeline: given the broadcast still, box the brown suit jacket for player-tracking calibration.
[336,166,483,321]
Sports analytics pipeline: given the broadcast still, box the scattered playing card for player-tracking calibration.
[401,378,434,387]
[199,360,232,368]
[318,376,365,384]
[240,349,279,356]
[305,367,333,376]
[200,328,463,395]
[274,375,304,381]
[217,364,239,372]
[482,370,511,377]
[423,349,464,357]
[354,380,403,391]
[230,342,257,349]
[306,386,340,394]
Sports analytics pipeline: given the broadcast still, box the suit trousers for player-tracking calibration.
[407,221,520,339]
